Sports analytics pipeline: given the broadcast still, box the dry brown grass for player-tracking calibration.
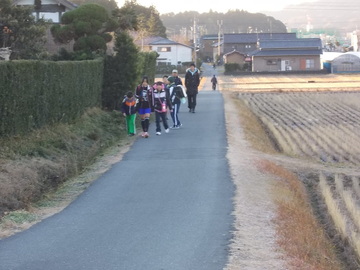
[229,92,278,154]
[220,74,360,92]
[0,108,127,219]
[229,89,343,269]
[257,159,343,270]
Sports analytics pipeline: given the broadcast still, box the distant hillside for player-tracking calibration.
[160,10,287,37]
[265,0,359,32]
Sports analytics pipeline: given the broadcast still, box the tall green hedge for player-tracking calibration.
[0,59,103,136]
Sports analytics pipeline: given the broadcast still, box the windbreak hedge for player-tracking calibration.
[0,59,103,136]
[102,50,158,111]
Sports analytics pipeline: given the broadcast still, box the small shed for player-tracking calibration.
[331,52,360,73]
[223,50,245,65]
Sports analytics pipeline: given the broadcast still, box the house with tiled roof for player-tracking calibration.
[223,50,246,65]
[12,0,77,54]
[13,0,77,23]
[249,38,323,72]
[215,33,297,56]
[134,36,193,66]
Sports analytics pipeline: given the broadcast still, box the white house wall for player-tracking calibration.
[153,45,192,65]
[37,12,60,22]
[16,0,33,4]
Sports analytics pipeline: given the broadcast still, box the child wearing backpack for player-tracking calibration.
[152,81,172,135]
[121,91,137,136]
[167,76,187,129]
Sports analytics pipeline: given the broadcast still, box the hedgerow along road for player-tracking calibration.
[0,64,234,270]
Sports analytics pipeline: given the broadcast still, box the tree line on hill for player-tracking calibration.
[160,10,287,37]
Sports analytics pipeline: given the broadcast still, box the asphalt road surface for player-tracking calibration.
[0,67,234,270]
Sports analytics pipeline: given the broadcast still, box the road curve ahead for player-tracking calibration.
[0,75,234,270]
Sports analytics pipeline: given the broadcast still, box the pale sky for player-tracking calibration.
[116,0,316,14]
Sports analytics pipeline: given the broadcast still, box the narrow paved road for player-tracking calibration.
[0,66,234,270]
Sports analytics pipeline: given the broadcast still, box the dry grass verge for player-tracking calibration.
[229,92,278,154]
[257,160,343,270]
[229,92,343,269]
[0,108,129,221]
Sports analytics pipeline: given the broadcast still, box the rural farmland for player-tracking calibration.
[221,74,360,268]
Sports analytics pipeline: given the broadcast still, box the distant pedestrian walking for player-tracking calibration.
[135,76,153,138]
[152,81,172,135]
[211,75,218,90]
[121,91,137,136]
[185,63,200,113]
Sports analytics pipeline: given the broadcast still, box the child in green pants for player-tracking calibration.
[121,91,137,136]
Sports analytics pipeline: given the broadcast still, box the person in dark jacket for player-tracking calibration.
[211,75,218,90]
[184,63,200,113]
[121,91,137,136]
[152,81,173,135]
[171,69,183,85]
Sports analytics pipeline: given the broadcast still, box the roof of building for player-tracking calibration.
[251,50,322,57]
[258,38,322,50]
[332,52,360,63]
[250,38,323,57]
[344,52,360,58]
[149,38,179,45]
[223,33,297,44]
[223,50,246,57]
[13,0,77,9]
[201,35,218,40]
[133,36,193,49]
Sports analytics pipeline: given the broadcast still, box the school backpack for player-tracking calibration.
[170,85,186,104]
[173,85,186,98]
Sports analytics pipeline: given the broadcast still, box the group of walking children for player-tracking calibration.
[121,64,200,138]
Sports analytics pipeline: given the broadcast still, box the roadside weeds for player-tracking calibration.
[257,160,343,270]
[0,108,135,239]
[227,91,344,269]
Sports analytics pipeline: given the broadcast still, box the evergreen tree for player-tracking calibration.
[51,4,117,57]
[71,0,118,13]
[114,0,166,38]
[102,31,139,110]
[147,7,166,37]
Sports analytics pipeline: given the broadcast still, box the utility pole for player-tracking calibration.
[217,20,223,63]
[193,17,197,64]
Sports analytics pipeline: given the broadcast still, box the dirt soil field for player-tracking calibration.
[221,73,360,270]
[222,73,360,92]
